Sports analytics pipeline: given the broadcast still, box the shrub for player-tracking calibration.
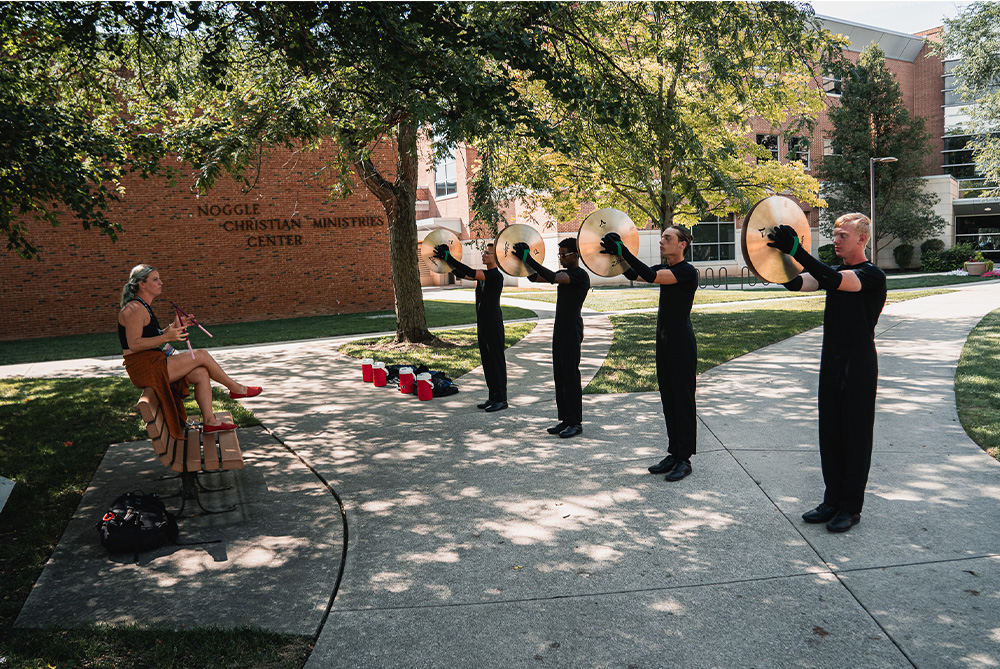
[920,250,948,272]
[920,243,974,272]
[946,243,975,269]
[893,243,914,269]
[921,238,945,254]
[818,243,836,265]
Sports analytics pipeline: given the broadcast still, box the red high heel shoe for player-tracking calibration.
[229,386,262,399]
[203,422,238,433]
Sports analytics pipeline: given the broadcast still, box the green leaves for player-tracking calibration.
[476,1,842,231]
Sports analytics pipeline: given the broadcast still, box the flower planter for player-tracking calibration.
[965,261,988,276]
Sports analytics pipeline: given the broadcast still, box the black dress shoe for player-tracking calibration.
[547,421,569,435]
[477,400,493,409]
[826,510,861,533]
[801,503,838,524]
[664,460,692,481]
[484,400,508,413]
[559,424,583,438]
[648,456,677,474]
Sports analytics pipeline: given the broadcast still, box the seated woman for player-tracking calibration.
[118,264,262,438]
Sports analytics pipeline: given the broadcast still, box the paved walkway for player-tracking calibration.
[11,285,1000,668]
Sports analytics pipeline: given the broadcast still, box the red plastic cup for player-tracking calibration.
[362,358,374,383]
[399,367,414,394]
[416,372,433,401]
[373,362,387,387]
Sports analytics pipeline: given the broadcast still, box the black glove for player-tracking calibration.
[600,232,623,255]
[513,242,555,282]
[606,237,656,283]
[623,267,639,281]
[766,225,800,256]
[769,225,842,290]
[432,243,451,261]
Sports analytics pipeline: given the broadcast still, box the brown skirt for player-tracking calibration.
[123,349,190,439]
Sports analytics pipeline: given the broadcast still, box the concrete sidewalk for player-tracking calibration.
[12,284,1000,668]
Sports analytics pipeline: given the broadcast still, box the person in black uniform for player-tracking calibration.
[434,242,508,412]
[601,226,699,482]
[513,237,590,438]
[768,213,887,533]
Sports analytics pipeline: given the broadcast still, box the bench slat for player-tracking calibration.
[185,426,202,472]
[137,388,158,423]
[147,408,165,440]
[202,431,221,471]
[217,411,243,470]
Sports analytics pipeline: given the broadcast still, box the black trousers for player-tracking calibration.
[478,317,507,402]
[818,350,878,514]
[656,337,697,461]
[553,324,583,425]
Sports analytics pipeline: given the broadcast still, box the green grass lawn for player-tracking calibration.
[497,275,994,312]
[339,322,537,380]
[587,289,953,394]
[955,307,1000,459]
[519,286,817,311]
[0,379,305,668]
[0,300,537,367]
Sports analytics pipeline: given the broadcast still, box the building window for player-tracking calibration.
[787,137,810,169]
[956,220,1000,261]
[823,138,840,156]
[756,134,779,163]
[690,219,736,262]
[434,145,457,198]
[822,69,842,96]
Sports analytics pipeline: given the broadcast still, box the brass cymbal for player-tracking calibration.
[577,208,640,277]
[421,228,463,274]
[741,195,812,284]
[495,224,544,277]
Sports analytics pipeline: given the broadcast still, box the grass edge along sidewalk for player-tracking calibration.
[3,289,987,669]
[0,381,310,669]
[956,307,1000,460]
[0,300,538,367]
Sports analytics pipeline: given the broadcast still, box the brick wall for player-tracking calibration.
[0,145,396,341]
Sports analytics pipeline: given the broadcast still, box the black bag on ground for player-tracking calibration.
[430,371,459,397]
[97,491,178,559]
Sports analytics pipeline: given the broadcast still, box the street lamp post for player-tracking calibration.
[869,156,897,264]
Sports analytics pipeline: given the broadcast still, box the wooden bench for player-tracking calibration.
[137,388,244,516]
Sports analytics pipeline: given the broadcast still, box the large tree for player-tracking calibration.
[818,43,944,264]
[473,1,845,231]
[113,2,594,345]
[0,2,165,260]
[940,1,1000,196]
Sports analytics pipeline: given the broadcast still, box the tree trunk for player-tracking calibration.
[353,119,437,344]
[389,121,434,344]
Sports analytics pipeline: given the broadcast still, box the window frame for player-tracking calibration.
[434,143,458,199]
[755,134,779,163]
[690,220,736,263]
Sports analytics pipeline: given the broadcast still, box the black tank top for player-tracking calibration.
[118,298,162,350]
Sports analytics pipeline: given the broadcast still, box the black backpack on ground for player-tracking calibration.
[97,491,178,561]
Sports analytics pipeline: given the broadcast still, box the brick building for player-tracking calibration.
[0,146,395,341]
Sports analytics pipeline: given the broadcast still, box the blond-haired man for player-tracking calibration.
[768,213,887,533]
